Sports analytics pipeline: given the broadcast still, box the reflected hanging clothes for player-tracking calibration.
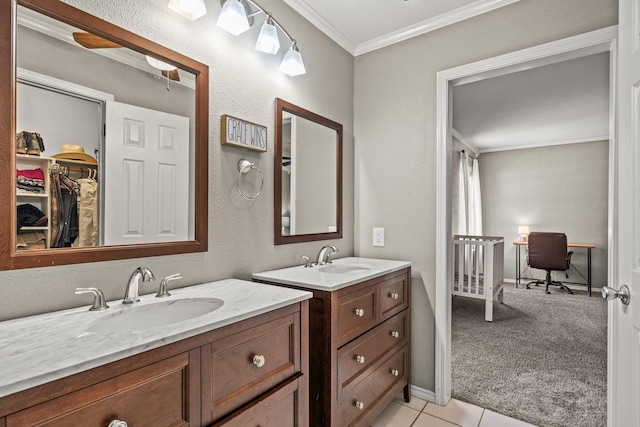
[75,177,99,247]
[50,170,79,248]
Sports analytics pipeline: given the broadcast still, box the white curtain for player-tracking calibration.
[455,152,483,274]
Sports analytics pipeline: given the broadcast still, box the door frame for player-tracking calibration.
[434,25,618,418]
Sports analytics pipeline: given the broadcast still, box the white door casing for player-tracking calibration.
[611,0,639,425]
[104,101,189,245]
[435,26,618,410]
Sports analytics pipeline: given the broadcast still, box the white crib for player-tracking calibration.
[452,235,505,322]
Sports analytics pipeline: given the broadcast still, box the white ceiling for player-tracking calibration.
[282,0,520,56]
[452,52,610,153]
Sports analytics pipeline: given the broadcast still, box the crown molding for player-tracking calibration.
[355,0,520,56]
[283,0,519,57]
[478,135,610,154]
[281,0,356,54]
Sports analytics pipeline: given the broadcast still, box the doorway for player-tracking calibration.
[434,25,617,420]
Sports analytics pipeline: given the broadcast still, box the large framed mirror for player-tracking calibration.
[0,0,209,270]
[274,98,342,245]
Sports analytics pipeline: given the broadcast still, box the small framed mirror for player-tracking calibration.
[274,98,343,245]
[0,0,209,270]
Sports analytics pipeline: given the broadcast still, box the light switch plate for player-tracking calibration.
[373,227,384,247]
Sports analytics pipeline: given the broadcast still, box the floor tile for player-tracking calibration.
[412,412,461,427]
[393,394,428,412]
[422,398,484,427]
[479,410,538,427]
[370,401,421,427]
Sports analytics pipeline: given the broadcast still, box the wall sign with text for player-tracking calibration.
[221,114,267,152]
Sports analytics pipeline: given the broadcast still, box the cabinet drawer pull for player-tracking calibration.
[253,354,266,368]
[390,330,400,338]
[356,355,366,364]
[108,421,128,427]
[354,400,365,410]
[354,308,364,317]
[390,369,399,377]
[389,292,399,300]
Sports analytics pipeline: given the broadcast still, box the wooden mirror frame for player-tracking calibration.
[0,0,209,270]
[274,98,343,245]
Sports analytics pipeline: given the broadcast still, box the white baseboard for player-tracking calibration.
[411,385,437,403]
[503,278,602,293]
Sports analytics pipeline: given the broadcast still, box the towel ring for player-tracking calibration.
[237,159,264,200]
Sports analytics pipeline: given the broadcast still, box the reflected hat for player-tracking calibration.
[51,144,97,164]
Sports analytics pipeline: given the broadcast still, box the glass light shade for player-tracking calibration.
[216,0,250,36]
[279,45,306,76]
[167,0,207,20]
[255,18,280,54]
[146,55,177,71]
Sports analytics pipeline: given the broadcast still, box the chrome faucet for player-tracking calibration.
[123,267,155,304]
[316,245,339,266]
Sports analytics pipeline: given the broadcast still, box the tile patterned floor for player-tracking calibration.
[371,397,537,427]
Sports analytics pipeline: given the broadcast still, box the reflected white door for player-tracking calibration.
[612,0,640,425]
[104,101,189,245]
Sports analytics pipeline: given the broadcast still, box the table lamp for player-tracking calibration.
[518,225,530,242]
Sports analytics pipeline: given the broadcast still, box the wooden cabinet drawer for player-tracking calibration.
[337,311,408,393]
[205,313,299,422]
[380,272,409,320]
[212,375,302,427]
[337,285,378,346]
[7,353,195,427]
[339,345,408,427]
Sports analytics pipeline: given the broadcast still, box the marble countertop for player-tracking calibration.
[0,279,311,399]
[252,257,412,291]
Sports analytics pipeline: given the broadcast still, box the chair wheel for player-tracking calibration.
[545,291,551,294]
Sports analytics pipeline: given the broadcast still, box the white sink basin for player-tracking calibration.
[87,298,224,334]
[318,264,372,274]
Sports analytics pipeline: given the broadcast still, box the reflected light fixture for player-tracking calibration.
[145,55,177,71]
[279,41,306,76]
[255,15,280,54]
[216,0,251,35]
[168,0,207,20]
[169,0,306,76]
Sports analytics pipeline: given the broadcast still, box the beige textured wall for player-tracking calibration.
[354,0,617,392]
[0,0,354,320]
[480,142,609,288]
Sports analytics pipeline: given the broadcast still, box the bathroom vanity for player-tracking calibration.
[0,279,311,426]
[253,257,412,426]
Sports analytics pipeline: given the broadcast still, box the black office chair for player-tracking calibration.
[526,232,574,294]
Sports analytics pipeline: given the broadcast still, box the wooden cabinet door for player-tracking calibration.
[6,352,198,427]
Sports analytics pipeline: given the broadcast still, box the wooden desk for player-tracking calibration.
[513,240,595,296]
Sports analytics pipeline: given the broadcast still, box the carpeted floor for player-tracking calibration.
[451,281,607,427]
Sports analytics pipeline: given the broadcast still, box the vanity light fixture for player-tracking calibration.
[279,41,305,76]
[216,0,250,35]
[255,15,280,54]
[168,0,306,76]
[168,0,207,20]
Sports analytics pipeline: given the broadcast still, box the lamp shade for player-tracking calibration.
[518,225,530,236]
[216,0,250,36]
[167,0,207,20]
[255,17,280,54]
[279,43,306,76]
[146,55,177,71]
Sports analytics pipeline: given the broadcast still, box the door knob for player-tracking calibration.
[602,285,630,305]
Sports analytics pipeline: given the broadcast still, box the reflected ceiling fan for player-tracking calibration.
[72,32,180,82]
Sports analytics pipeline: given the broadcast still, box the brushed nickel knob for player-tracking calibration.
[354,308,364,317]
[356,355,366,364]
[253,354,266,368]
[391,330,400,338]
[108,421,128,427]
[390,369,399,377]
[389,292,399,300]
[354,400,365,410]
[602,285,630,305]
